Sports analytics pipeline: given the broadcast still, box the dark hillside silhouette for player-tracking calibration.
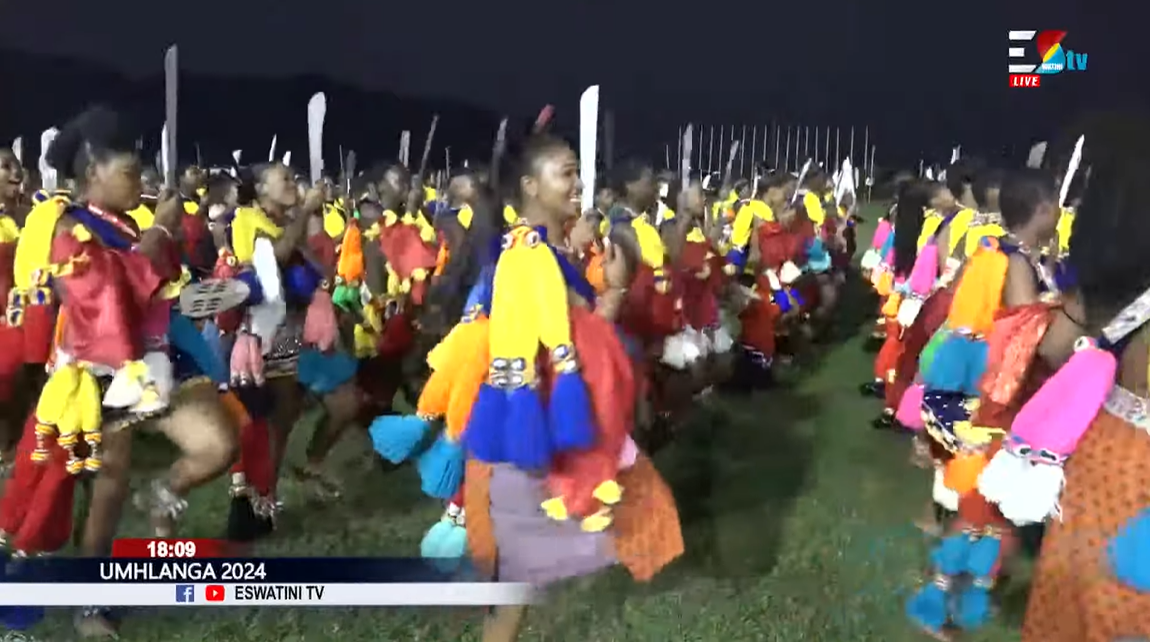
[0,48,503,172]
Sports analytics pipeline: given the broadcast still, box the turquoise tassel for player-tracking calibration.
[421,519,455,558]
[420,518,469,574]
[297,349,357,394]
[965,534,1002,577]
[548,370,595,451]
[369,414,432,464]
[954,536,1001,629]
[417,434,465,499]
[296,349,319,388]
[923,334,987,394]
[906,579,951,634]
[170,310,226,383]
[1109,508,1150,591]
[806,238,831,272]
[955,580,993,630]
[200,320,227,384]
[463,384,508,463]
[906,534,973,633]
[436,523,469,572]
[502,387,551,469]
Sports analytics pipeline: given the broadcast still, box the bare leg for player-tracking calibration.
[79,429,133,557]
[482,605,527,642]
[268,377,306,479]
[296,382,361,499]
[75,428,134,638]
[155,384,240,495]
[140,383,240,536]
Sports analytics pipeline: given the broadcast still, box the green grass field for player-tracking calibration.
[25,204,1028,641]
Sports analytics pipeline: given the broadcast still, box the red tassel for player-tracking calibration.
[545,307,635,518]
[21,305,55,365]
[0,414,76,553]
[234,417,275,498]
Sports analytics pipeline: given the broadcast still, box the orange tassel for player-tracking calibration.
[445,319,491,441]
[881,291,902,318]
[336,223,365,283]
[218,390,252,429]
[947,238,1008,335]
[875,270,894,297]
[943,451,989,495]
[416,317,489,421]
[433,241,450,277]
[585,249,606,294]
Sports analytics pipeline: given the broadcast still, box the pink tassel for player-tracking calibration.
[1011,337,1116,456]
[896,384,926,430]
[883,246,895,266]
[230,333,254,386]
[303,290,338,352]
[872,219,892,250]
[907,243,939,295]
[247,332,265,386]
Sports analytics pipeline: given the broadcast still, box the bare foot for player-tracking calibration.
[293,465,343,502]
[75,608,119,639]
[915,624,953,642]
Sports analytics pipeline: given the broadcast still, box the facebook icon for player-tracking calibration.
[175,585,195,603]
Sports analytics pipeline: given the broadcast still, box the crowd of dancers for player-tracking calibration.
[858,128,1150,640]
[0,98,1147,642]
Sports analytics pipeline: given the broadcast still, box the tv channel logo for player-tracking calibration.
[1008,30,1088,87]
[175,584,196,603]
[205,584,226,602]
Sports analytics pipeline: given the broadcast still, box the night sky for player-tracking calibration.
[3,0,1141,167]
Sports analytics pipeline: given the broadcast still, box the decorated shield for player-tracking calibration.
[178,278,251,318]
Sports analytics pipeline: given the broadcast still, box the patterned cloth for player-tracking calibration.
[465,453,683,584]
[265,315,303,379]
[1022,400,1150,642]
[922,390,975,455]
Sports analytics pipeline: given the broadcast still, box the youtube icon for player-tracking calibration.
[205,585,225,602]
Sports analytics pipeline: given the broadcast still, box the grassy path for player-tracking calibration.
[29,206,1027,641]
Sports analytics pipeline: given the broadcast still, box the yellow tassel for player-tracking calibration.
[946,238,1008,335]
[488,228,542,386]
[530,235,575,363]
[69,224,92,243]
[362,221,382,242]
[457,205,474,230]
[881,291,902,318]
[580,507,613,532]
[964,222,1005,259]
[541,497,568,520]
[230,207,284,264]
[385,265,401,297]
[76,370,101,434]
[13,197,66,292]
[36,364,81,428]
[630,216,666,270]
[592,480,623,505]
[362,303,384,333]
[159,266,193,300]
[353,324,377,358]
